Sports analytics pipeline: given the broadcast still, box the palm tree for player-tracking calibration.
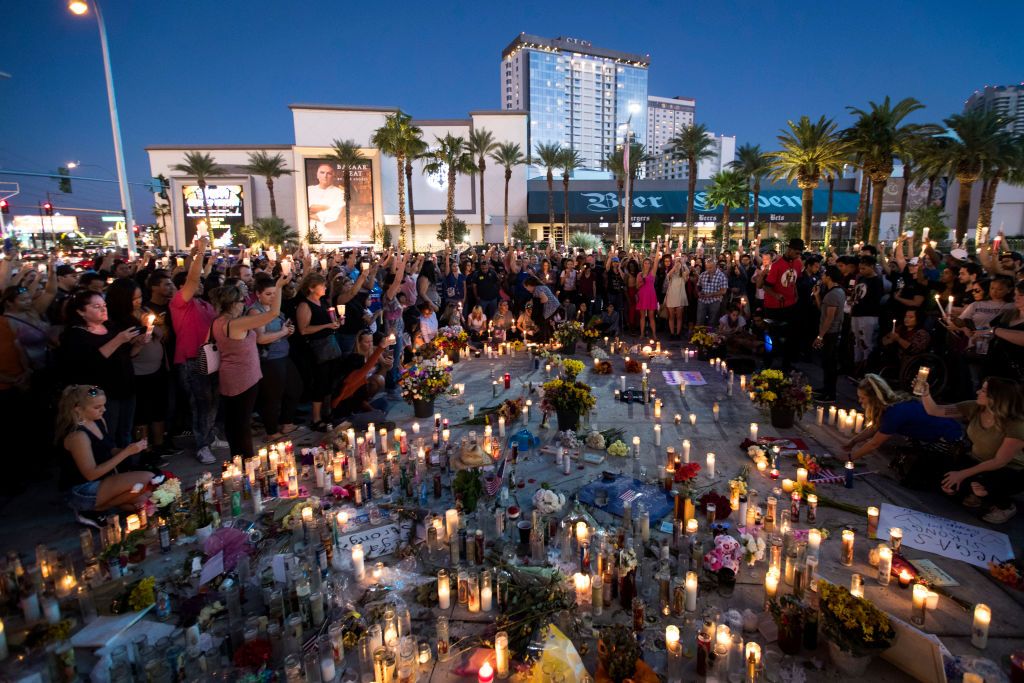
[423,134,475,248]
[558,148,585,242]
[767,116,847,244]
[490,142,526,245]
[241,216,299,251]
[916,136,952,211]
[404,134,428,250]
[243,151,293,218]
[604,143,649,243]
[534,142,564,242]
[668,124,717,247]
[844,97,933,245]
[151,203,170,247]
[944,110,1012,244]
[171,151,225,231]
[372,112,421,249]
[703,170,749,249]
[467,128,498,244]
[729,143,771,241]
[976,131,1020,235]
[326,139,366,241]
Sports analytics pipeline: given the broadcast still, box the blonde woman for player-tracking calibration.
[921,377,1024,523]
[56,385,152,528]
[466,305,487,343]
[664,258,689,339]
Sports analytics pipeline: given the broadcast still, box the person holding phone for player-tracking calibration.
[330,330,395,429]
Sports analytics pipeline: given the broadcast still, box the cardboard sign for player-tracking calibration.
[878,504,1014,568]
[336,519,414,560]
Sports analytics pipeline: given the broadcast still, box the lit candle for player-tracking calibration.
[899,569,913,588]
[682,439,691,463]
[706,452,715,478]
[495,632,509,679]
[498,416,506,437]
[878,547,892,585]
[740,375,747,390]
[796,467,808,485]
[301,506,314,524]
[689,413,697,426]
[816,405,824,425]
[481,578,493,612]
[144,313,156,336]
[828,405,838,425]
[889,527,903,553]
[781,478,795,493]
[412,422,420,436]
[807,494,818,523]
[336,304,346,318]
[686,518,699,535]
[713,403,720,422]
[631,435,641,458]
[0,618,6,661]
[745,642,761,681]
[666,624,680,650]
[808,529,821,557]
[912,583,928,625]
[841,529,855,566]
[574,572,590,608]
[972,604,991,649]
[654,424,662,446]
[679,382,686,396]
[685,571,698,611]
[867,506,880,539]
[468,404,475,420]
[749,422,758,441]
[125,514,141,533]
[926,590,938,611]
[620,375,626,391]
[764,568,779,606]
[850,573,864,598]
[445,509,459,540]
[654,400,662,420]
[756,460,767,474]
[478,660,494,683]
[674,413,682,425]
[913,366,931,395]
[854,413,865,433]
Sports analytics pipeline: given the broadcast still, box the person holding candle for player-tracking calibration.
[56,385,153,527]
[811,265,847,402]
[247,277,301,441]
[635,251,662,341]
[522,276,560,343]
[330,331,395,429]
[922,377,1024,523]
[983,280,1024,383]
[295,272,343,431]
[879,308,931,366]
[663,257,689,341]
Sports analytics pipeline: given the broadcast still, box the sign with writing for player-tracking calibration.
[662,370,706,386]
[336,519,414,560]
[182,184,245,244]
[878,504,1014,569]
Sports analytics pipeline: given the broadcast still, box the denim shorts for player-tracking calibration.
[68,480,102,511]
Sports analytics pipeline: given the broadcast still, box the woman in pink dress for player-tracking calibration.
[636,251,662,340]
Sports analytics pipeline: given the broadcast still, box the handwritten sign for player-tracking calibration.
[336,519,414,560]
[662,371,706,386]
[878,504,1014,568]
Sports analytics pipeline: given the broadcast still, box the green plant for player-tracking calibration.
[818,580,896,655]
[540,379,596,415]
[452,469,484,513]
[327,139,367,241]
[598,623,641,683]
[569,232,601,251]
[511,218,531,243]
[903,205,950,243]
[750,369,813,416]
[381,223,392,249]
[240,217,299,250]
[437,217,468,245]
[243,151,293,218]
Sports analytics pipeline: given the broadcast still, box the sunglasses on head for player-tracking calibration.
[71,385,101,397]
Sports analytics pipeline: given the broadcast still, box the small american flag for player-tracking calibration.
[619,490,641,505]
[484,458,506,496]
[811,468,874,485]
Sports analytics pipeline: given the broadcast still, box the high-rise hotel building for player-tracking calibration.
[965,84,1024,135]
[501,34,649,176]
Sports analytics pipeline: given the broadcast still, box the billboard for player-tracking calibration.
[880,178,946,213]
[304,158,374,241]
[182,184,245,244]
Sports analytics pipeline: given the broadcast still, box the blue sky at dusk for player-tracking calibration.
[2,0,1022,228]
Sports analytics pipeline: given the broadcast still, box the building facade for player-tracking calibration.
[645,95,695,179]
[965,84,1024,135]
[501,34,649,176]
[147,105,529,250]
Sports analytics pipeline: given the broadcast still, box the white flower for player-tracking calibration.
[532,488,566,515]
[585,431,606,450]
[558,430,581,448]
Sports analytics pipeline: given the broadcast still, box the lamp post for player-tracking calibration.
[68,0,137,254]
[621,102,641,246]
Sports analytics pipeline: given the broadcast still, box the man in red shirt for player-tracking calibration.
[764,238,805,370]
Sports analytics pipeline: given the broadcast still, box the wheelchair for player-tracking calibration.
[877,350,949,396]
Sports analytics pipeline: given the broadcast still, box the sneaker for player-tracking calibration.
[982,504,1017,524]
[211,438,229,449]
[196,447,217,465]
[962,493,983,508]
[76,510,107,529]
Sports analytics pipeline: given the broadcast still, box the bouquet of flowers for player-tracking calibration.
[607,440,629,457]
[674,462,701,484]
[582,316,602,342]
[560,358,585,380]
[749,369,813,417]
[796,451,822,476]
[585,430,606,450]
[818,580,896,655]
[618,546,638,575]
[557,430,581,449]
[435,326,469,354]
[990,560,1024,591]
[150,476,182,510]
[689,325,721,351]
[532,487,566,515]
[740,531,766,565]
[553,320,584,348]
[624,359,642,373]
[593,360,613,375]
[590,346,609,361]
[540,378,596,416]
[703,535,743,573]
[746,444,769,468]
[399,357,452,402]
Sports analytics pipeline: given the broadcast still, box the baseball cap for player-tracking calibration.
[55,265,77,277]
[611,257,620,262]
[950,248,968,261]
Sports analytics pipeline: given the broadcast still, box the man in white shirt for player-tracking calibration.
[307,163,345,227]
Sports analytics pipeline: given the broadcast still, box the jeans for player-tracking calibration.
[478,298,498,319]
[223,384,259,459]
[176,360,218,450]
[258,356,301,435]
[696,299,722,329]
[851,316,879,364]
[820,332,841,399]
[104,395,136,448]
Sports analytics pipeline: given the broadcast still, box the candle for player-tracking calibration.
[912,583,928,625]
[913,366,931,395]
[816,405,824,425]
[740,375,747,390]
[468,404,475,420]
[574,572,591,608]
[781,478,795,493]
[878,546,892,585]
[445,509,459,540]
[42,595,61,624]
[926,591,938,611]
[437,569,451,609]
[576,521,589,545]
[685,571,698,611]
[498,416,505,437]
[674,413,682,425]
[796,467,808,485]
[706,452,715,478]
[495,632,509,679]
[654,400,662,420]
[654,424,662,446]
[680,382,686,396]
[478,660,494,683]
[841,529,855,566]
[806,494,818,523]
[302,506,314,524]
[682,439,691,463]
[503,373,511,389]
[844,460,855,488]
[867,506,880,539]
[808,528,821,557]
[747,423,759,444]
[854,413,865,432]
[481,580,493,612]
[125,513,141,533]
[689,413,697,426]
[851,572,864,598]
[713,403,720,422]
[898,569,912,588]
[745,642,761,682]
[764,568,779,606]
[972,603,991,648]
[686,518,699,535]
[889,527,903,553]
[756,460,767,474]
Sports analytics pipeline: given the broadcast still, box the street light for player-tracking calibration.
[67,0,136,254]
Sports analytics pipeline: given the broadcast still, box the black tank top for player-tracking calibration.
[60,421,116,490]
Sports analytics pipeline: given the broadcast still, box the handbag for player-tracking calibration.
[196,321,220,375]
[310,334,343,363]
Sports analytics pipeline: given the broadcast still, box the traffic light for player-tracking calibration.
[0,199,8,215]
[43,201,54,216]
[151,174,169,200]
[57,167,72,194]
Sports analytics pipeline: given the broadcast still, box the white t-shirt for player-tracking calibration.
[307,184,345,225]
[958,300,1013,330]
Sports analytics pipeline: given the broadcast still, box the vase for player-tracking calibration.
[828,641,872,676]
[770,405,796,429]
[561,341,578,355]
[618,570,636,609]
[413,398,435,418]
[777,617,803,655]
[716,568,736,597]
[556,409,580,432]
[446,349,460,364]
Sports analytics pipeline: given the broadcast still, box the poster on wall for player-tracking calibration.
[304,158,374,242]
[182,184,245,246]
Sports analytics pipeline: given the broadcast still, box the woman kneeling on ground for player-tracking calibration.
[56,385,153,528]
[921,377,1024,524]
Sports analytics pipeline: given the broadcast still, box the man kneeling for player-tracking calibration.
[330,330,395,429]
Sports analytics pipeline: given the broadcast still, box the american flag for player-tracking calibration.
[811,469,874,485]
[484,458,506,496]
[619,490,641,504]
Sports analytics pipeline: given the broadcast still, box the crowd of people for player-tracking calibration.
[1,229,1022,525]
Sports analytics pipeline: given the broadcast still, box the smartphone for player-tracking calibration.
[904,230,914,238]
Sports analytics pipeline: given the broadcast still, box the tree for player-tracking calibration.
[668,123,717,247]
[437,217,468,246]
[844,97,935,245]
[373,112,422,250]
[976,131,1020,235]
[467,128,499,244]
[489,142,526,245]
[729,143,771,241]
[569,232,601,251]
[423,134,475,249]
[904,205,951,244]
[405,134,428,251]
[558,148,585,243]
[325,139,366,242]
[241,216,299,250]
[171,151,225,233]
[943,110,1012,244]
[767,116,848,244]
[703,170,749,250]
[534,142,564,241]
[151,203,170,247]
[243,151,293,218]
[511,218,531,243]
[604,143,649,244]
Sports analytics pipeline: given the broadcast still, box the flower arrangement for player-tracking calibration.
[593,360,613,374]
[590,346,609,360]
[990,560,1024,591]
[129,576,156,611]
[598,623,642,683]
[278,498,321,532]
[553,320,584,348]
[585,431,606,450]
[728,474,748,498]
[817,580,896,655]
[540,378,596,416]
[617,546,638,574]
[399,357,452,402]
[746,444,769,469]
[689,325,721,350]
[703,535,743,573]
[560,358,584,380]
[749,369,813,416]
[607,440,629,457]
[582,317,602,342]
[532,487,566,515]
[624,359,642,373]
[461,398,524,426]
[674,462,701,483]
[557,430,581,449]
[698,491,732,521]
[150,476,181,510]
[796,451,822,476]
[435,325,469,354]
[740,531,766,565]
